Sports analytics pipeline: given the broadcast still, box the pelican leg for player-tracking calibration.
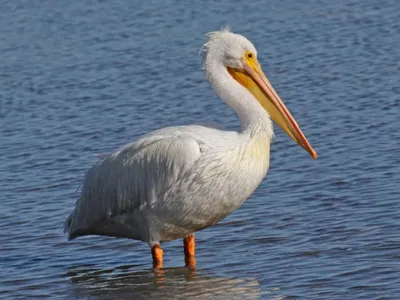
[183,234,196,268]
[151,244,163,268]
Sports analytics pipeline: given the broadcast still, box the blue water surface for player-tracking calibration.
[0,0,399,299]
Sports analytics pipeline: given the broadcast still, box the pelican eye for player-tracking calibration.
[247,52,253,58]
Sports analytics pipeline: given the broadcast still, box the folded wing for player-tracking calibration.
[64,132,202,240]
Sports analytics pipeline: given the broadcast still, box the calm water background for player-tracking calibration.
[1,0,399,299]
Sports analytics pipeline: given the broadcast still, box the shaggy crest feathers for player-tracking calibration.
[199,26,231,57]
[201,27,235,69]
[200,27,257,72]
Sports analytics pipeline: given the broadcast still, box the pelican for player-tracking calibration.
[64,29,317,269]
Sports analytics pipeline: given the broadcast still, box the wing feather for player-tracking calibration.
[64,133,202,240]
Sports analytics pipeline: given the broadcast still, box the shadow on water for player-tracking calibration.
[65,265,263,300]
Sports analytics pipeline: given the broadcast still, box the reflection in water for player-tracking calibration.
[66,265,262,300]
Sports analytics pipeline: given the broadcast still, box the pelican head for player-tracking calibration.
[202,29,317,159]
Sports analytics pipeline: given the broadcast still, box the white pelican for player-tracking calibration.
[64,29,317,269]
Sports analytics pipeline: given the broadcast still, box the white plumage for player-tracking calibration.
[64,29,316,267]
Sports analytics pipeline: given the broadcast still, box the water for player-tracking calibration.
[0,0,399,299]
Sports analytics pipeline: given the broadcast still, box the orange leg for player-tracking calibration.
[151,244,163,269]
[183,234,196,268]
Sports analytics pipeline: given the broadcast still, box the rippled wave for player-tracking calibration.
[1,0,399,299]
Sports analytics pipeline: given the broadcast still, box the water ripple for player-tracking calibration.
[1,0,399,299]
